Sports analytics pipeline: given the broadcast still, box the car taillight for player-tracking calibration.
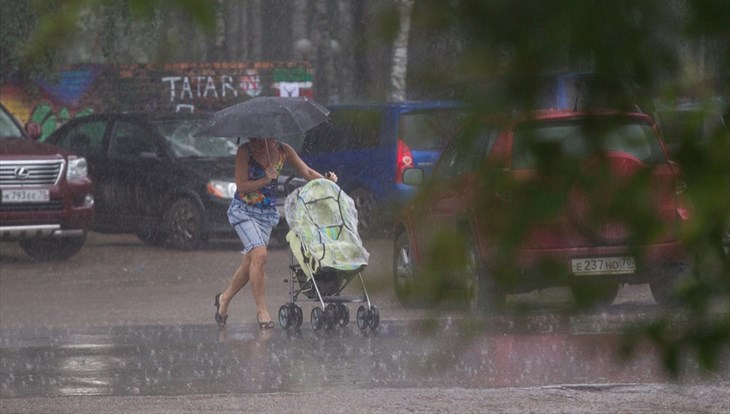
[396,139,414,183]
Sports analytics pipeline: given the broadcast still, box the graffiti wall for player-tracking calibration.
[0,61,314,140]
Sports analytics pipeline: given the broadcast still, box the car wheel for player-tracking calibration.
[136,226,165,246]
[650,274,683,306]
[350,188,378,237]
[393,231,418,307]
[464,235,504,313]
[164,198,207,250]
[570,279,620,308]
[19,233,87,261]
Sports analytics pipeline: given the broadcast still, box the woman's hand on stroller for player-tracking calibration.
[324,171,338,183]
[265,166,279,181]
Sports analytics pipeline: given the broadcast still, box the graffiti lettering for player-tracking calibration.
[221,76,237,98]
[240,70,262,97]
[181,77,193,100]
[162,75,254,101]
[161,76,181,101]
[204,77,218,98]
[3,62,314,127]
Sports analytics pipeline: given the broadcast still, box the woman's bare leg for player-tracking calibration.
[219,253,252,316]
[248,246,271,322]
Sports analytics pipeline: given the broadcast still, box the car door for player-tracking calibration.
[104,118,165,231]
[411,126,499,253]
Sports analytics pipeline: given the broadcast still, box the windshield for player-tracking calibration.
[0,107,24,139]
[155,118,238,158]
[512,117,666,169]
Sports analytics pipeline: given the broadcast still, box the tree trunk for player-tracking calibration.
[250,0,262,61]
[213,0,225,61]
[240,1,249,60]
[313,0,336,103]
[337,0,354,101]
[390,0,414,102]
[223,0,239,60]
[292,0,309,60]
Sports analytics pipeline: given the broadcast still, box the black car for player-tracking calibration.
[44,113,299,250]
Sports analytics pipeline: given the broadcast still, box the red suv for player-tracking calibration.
[393,110,692,309]
[0,103,94,260]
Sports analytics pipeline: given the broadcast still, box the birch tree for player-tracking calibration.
[313,0,337,103]
[292,0,309,60]
[250,0,262,61]
[337,0,354,101]
[389,0,414,102]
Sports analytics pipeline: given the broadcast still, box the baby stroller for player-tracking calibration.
[277,178,379,331]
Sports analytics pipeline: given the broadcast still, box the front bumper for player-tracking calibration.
[0,224,85,240]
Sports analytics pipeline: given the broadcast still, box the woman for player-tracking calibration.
[214,137,337,329]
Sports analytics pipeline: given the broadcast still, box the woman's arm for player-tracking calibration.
[234,145,275,193]
[281,143,338,182]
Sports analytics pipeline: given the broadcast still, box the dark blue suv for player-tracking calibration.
[299,101,464,236]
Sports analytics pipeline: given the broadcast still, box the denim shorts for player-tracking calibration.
[227,198,280,254]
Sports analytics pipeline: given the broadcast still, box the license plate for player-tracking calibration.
[1,189,50,203]
[571,256,635,275]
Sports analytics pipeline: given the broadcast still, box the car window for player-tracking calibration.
[512,118,665,169]
[108,121,159,160]
[302,109,382,153]
[56,120,107,157]
[398,109,465,150]
[155,119,238,158]
[0,107,24,139]
[432,126,499,180]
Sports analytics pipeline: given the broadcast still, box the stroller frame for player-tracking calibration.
[280,241,379,332]
[278,179,379,331]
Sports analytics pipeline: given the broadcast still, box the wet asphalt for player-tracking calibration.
[1,233,728,412]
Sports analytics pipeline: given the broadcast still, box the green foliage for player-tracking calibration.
[0,0,216,82]
[396,0,729,378]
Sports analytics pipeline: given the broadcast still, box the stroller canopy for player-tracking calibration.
[285,179,369,276]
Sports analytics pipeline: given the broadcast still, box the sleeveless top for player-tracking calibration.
[235,143,285,208]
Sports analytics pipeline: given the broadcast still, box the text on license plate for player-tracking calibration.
[571,256,635,275]
[1,189,50,203]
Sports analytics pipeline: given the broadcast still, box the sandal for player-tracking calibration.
[214,293,228,328]
[257,312,275,330]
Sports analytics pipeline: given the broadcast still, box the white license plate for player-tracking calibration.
[571,256,635,275]
[1,189,50,203]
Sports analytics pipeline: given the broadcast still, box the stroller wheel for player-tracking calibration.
[324,304,337,330]
[336,303,349,327]
[311,307,324,331]
[292,304,303,329]
[278,305,292,329]
[368,305,380,330]
[356,305,370,330]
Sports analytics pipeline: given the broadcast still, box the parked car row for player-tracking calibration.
[3,76,721,317]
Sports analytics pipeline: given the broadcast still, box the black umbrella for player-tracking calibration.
[194,96,330,139]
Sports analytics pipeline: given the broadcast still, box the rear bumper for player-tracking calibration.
[494,241,691,292]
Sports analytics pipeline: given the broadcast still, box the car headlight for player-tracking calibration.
[67,156,88,181]
[207,179,237,200]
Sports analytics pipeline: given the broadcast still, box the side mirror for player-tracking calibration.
[402,168,424,186]
[25,122,42,140]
